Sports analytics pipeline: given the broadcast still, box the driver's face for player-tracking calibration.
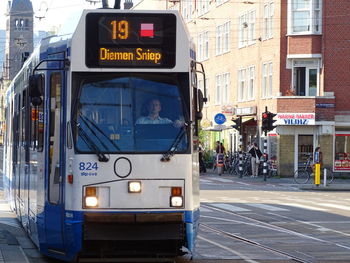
[148,100,161,114]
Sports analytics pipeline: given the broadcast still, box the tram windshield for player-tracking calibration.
[72,72,190,154]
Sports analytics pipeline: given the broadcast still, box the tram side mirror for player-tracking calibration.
[29,74,44,106]
[195,88,204,120]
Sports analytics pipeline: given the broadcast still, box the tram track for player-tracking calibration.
[200,223,312,263]
[199,203,348,263]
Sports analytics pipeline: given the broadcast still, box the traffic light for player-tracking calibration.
[262,112,269,132]
[231,116,242,133]
[268,112,277,131]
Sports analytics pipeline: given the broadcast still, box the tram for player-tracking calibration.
[3,7,206,262]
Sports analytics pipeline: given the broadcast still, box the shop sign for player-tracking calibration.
[276,113,315,125]
[235,106,257,116]
[221,104,234,114]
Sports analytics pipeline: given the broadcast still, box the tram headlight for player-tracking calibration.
[84,187,98,208]
[170,187,183,207]
[170,196,183,207]
[128,181,142,193]
[85,196,98,207]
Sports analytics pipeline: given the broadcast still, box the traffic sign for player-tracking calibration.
[214,113,226,125]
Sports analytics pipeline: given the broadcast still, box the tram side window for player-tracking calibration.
[31,77,45,152]
[49,73,61,205]
[21,90,27,146]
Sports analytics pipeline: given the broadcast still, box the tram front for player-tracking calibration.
[61,9,203,261]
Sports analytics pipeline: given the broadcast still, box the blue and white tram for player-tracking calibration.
[3,8,206,262]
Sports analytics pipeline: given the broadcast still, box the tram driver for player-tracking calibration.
[136,98,184,128]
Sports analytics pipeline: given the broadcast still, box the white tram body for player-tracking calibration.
[3,9,205,261]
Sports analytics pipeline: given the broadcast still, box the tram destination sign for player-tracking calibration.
[85,13,177,68]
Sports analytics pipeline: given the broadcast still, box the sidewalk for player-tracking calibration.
[201,169,350,191]
[0,202,36,263]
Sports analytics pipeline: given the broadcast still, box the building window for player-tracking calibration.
[289,0,322,34]
[215,75,222,104]
[238,69,246,102]
[215,73,230,104]
[198,0,209,15]
[262,62,273,98]
[335,133,350,172]
[216,21,230,55]
[181,0,193,22]
[238,9,256,48]
[248,66,255,100]
[292,59,319,96]
[248,10,256,44]
[198,33,203,61]
[222,73,230,103]
[263,2,274,39]
[216,0,229,6]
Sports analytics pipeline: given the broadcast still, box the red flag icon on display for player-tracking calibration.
[140,23,154,37]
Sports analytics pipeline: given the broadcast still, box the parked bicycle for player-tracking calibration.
[294,154,334,184]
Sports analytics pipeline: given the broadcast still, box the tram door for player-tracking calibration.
[45,72,64,250]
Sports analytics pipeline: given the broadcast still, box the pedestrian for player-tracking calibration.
[249,142,262,177]
[216,142,225,154]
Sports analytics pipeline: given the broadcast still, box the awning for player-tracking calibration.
[242,117,255,124]
[203,124,232,131]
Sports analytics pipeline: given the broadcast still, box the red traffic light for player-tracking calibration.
[262,113,268,119]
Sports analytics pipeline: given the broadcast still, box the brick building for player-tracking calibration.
[137,0,349,176]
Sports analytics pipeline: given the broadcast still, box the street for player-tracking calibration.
[192,173,350,262]
[0,160,349,262]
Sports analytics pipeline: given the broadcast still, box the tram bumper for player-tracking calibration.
[81,212,186,258]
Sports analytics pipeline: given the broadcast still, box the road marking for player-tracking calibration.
[200,207,213,212]
[317,203,350,211]
[213,178,233,183]
[211,203,250,212]
[235,182,251,186]
[245,203,289,211]
[200,179,212,183]
[269,213,350,250]
[198,235,261,263]
[282,202,328,211]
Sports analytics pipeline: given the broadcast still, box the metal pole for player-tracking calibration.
[263,106,268,181]
[239,134,243,178]
[323,168,327,187]
[263,131,268,181]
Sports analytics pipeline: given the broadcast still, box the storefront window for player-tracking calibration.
[334,133,350,171]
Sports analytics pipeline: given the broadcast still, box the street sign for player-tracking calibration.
[214,113,226,125]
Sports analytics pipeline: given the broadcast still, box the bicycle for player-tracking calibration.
[294,154,334,184]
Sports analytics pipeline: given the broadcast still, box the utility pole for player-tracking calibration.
[261,107,277,181]
[262,107,268,181]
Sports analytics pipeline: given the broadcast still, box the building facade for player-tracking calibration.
[128,0,349,176]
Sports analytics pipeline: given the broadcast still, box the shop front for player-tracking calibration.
[235,106,258,151]
[334,132,350,172]
[276,113,318,176]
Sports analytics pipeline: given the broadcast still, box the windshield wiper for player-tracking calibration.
[79,114,120,151]
[161,122,189,162]
[75,122,109,162]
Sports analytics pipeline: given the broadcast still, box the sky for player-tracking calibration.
[0,0,139,32]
